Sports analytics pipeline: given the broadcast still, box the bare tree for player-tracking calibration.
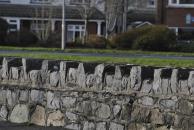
[105,0,125,38]
[105,0,145,38]
[122,0,128,32]
[32,0,54,43]
[74,0,99,43]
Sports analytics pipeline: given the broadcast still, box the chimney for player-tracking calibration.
[156,0,168,24]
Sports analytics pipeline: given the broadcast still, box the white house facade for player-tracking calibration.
[0,0,105,42]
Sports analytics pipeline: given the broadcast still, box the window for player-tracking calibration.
[169,0,194,5]
[67,25,85,42]
[147,0,156,7]
[70,0,90,5]
[30,0,50,4]
[186,14,192,24]
[31,21,48,32]
[7,19,18,32]
[171,0,177,4]
[0,0,10,3]
[180,0,194,4]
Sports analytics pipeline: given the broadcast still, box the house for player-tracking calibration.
[157,0,194,40]
[0,0,105,43]
[127,0,157,29]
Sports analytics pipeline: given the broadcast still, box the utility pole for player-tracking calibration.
[61,0,66,50]
[122,0,128,32]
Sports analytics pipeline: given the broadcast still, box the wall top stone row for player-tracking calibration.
[0,57,194,96]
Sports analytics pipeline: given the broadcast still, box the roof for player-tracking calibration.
[0,4,105,20]
[127,9,156,24]
[132,21,153,28]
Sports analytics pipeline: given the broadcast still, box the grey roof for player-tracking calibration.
[0,4,105,20]
[127,9,156,24]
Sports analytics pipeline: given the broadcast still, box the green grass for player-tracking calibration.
[1,46,194,67]
[0,46,61,51]
[1,45,194,57]
[0,52,194,68]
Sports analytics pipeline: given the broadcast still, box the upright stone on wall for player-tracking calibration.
[112,66,122,91]
[171,69,178,94]
[41,60,49,85]
[2,58,9,80]
[141,80,153,94]
[50,71,60,87]
[21,58,43,83]
[59,61,66,87]
[153,69,162,94]
[2,58,22,81]
[130,66,142,91]
[68,68,77,84]
[10,67,21,81]
[76,63,86,88]
[94,64,104,90]
[22,58,28,81]
[29,70,42,87]
[1,57,194,129]
[188,71,194,94]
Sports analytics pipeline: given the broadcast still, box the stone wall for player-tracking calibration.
[0,57,194,130]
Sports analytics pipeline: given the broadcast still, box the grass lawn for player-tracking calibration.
[1,45,194,57]
[0,52,194,68]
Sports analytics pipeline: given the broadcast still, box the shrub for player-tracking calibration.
[5,30,38,46]
[133,26,176,51]
[0,18,8,43]
[110,26,153,49]
[64,37,84,48]
[173,42,194,52]
[85,35,107,48]
[46,32,61,47]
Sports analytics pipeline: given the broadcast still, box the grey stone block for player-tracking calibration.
[47,91,61,110]
[19,90,29,102]
[62,96,76,108]
[10,104,29,123]
[109,122,124,130]
[31,105,46,126]
[6,90,17,107]
[97,103,111,119]
[65,123,81,130]
[138,96,154,106]
[66,112,78,121]
[96,122,106,130]
[83,121,95,130]
[47,110,65,126]
[0,105,8,121]
[30,90,44,104]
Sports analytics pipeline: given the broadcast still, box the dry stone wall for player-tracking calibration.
[0,57,194,130]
